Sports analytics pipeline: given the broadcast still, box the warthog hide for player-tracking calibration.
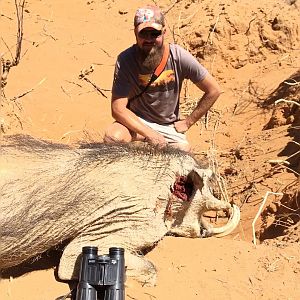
[0,135,240,284]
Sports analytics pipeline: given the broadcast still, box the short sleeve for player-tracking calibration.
[175,45,208,83]
[111,55,131,98]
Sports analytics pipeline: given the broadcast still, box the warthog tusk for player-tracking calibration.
[211,204,241,237]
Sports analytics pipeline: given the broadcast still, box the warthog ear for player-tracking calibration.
[189,169,205,191]
[170,170,205,202]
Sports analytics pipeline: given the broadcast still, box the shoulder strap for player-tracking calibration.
[152,43,170,81]
[128,43,170,101]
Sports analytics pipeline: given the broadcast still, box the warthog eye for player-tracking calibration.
[170,175,194,201]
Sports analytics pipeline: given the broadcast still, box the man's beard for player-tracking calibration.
[137,43,164,73]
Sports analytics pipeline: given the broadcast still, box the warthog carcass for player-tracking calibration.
[0,135,240,284]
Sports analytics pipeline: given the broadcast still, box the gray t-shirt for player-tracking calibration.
[112,43,208,124]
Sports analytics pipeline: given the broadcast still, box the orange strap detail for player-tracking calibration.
[153,43,170,78]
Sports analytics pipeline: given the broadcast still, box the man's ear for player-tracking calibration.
[134,28,139,42]
[162,27,167,37]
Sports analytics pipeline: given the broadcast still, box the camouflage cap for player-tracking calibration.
[134,5,165,33]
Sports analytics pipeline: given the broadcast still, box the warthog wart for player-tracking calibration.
[0,134,240,284]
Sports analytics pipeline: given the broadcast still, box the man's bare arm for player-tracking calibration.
[111,95,166,145]
[174,73,221,133]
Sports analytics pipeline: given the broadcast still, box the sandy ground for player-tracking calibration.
[1,0,300,299]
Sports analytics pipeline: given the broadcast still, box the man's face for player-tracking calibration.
[135,27,165,53]
[135,27,165,71]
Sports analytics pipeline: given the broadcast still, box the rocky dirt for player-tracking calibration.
[0,0,299,299]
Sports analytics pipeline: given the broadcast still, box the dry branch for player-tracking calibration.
[1,37,14,61]
[0,54,3,97]
[284,79,300,86]
[10,78,46,101]
[0,53,3,139]
[207,13,221,45]
[79,65,108,98]
[268,159,290,165]
[60,130,82,144]
[1,0,25,90]
[252,191,283,246]
[14,0,25,66]
[81,77,108,98]
[163,0,180,15]
[245,16,257,36]
[275,99,300,106]
[206,116,230,203]
[282,165,300,177]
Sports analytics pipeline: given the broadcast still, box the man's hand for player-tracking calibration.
[174,119,189,133]
[184,74,221,127]
[145,131,167,147]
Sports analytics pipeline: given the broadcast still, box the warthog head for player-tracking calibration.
[160,165,240,239]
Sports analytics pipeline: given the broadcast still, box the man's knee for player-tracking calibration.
[104,124,132,143]
[103,132,119,143]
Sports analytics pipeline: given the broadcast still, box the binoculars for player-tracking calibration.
[75,246,125,300]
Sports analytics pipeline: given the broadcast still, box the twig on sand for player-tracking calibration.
[207,12,221,45]
[11,111,24,129]
[281,165,300,177]
[127,295,139,300]
[0,53,3,97]
[60,130,81,143]
[275,99,300,106]
[79,65,109,98]
[252,191,283,246]
[1,37,15,62]
[98,47,113,58]
[10,77,46,101]
[283,79,300,86]
[268,159,290,165]
[268,140,300,175]
[61,85,72,98]
[144,292,157,299]
[245,16,257,36]
[163,0,180,15]
[1,13,13,20]
[82,77,108,98]
[42,25,58,41]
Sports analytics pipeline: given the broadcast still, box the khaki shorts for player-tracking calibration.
[138,117,189,145]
